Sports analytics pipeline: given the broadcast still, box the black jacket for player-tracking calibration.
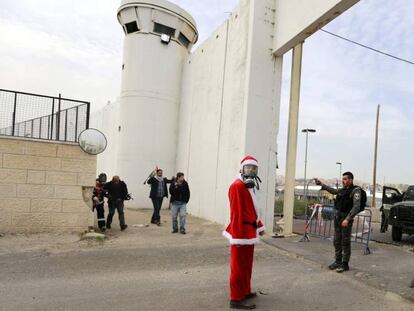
[169,181,190,203]
[147,177,173,199]
[103,181,128,201]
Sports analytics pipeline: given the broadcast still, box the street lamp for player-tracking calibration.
[336,162,342,189]
[302,128,316,202]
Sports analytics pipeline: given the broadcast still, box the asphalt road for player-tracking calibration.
[0,209,413,311]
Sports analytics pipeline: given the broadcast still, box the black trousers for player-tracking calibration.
[95,204,106,229]
[334,216,353,263]
[151,197,164,223]
[107,199,125,227]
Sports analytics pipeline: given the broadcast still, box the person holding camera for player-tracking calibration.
[92,178,106,232]
[169,172,190,234]
[103,175,129,231]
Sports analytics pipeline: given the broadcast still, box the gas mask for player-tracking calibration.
[241,165,261,190]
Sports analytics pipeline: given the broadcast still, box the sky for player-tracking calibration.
[0,0,413,184]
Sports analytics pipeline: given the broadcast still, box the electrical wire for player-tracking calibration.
[320,29,414,66]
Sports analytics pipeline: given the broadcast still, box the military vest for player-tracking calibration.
[334,187,354,214]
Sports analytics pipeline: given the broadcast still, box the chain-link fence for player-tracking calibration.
[0,89,90,142]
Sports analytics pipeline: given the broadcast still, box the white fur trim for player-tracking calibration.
[222,231,260,245]
[241,159,258,167]
[257,225,265,233]
[248,188,258,215]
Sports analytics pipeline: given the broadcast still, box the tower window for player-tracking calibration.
[178,32,190,48]
[125,21,139,34]
[153,22,176,37]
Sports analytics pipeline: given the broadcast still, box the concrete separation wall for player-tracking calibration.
[92,0,282,232]
[176,0,282,230]
[0,136,96,233]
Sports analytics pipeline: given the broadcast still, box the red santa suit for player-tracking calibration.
[223,156,265,302]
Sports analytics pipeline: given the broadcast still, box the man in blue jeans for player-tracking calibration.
[147,168,173,225]
[169,172,190,234]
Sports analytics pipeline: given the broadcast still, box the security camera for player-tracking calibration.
[160,34,171,44]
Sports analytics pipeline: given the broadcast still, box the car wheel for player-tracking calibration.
[380,212,387,233]
[391,226,402,241]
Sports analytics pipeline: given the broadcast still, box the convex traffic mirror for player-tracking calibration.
[78,128,107,155]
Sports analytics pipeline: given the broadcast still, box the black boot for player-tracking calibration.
[328,261,341,270]
[230,299,256,310]
[410,277,414,288]
[245,292,257,300]
[336,262,350,273]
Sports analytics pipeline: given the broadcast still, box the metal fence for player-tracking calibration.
[300,204,372,255]
[0,89,90,142]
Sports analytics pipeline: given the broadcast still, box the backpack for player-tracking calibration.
[353,186,367,212]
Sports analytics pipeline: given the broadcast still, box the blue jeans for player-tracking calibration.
[171,201,186,231]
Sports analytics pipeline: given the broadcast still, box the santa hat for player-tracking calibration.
[240,155,258,168]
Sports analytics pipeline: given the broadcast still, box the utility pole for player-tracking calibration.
[336,162,342,189]
[372,105,380,208]
[302,129,316,202]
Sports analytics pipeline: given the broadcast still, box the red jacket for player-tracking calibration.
[223,177,265,245]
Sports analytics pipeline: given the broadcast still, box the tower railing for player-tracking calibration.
[0,89,90,143]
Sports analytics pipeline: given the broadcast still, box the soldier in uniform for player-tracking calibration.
[315,172,362,273]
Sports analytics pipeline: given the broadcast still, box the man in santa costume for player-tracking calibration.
[223,155,265,310]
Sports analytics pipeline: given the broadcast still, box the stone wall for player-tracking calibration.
[0,136,96,233]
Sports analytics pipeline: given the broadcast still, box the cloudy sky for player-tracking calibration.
[0,0,413,184]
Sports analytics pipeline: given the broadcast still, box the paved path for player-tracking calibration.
[0,209,413,311]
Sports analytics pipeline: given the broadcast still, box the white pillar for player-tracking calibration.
[283,43,303,236]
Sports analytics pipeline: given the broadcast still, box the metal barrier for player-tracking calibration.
[300,204,372,255]
[0,89,90,142]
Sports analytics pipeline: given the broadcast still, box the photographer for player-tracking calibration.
[103,176,129,231]
[92,178,106,232]
[169,173,190,234]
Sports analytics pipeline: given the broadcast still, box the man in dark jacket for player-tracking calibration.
[169,172,190,234]
[147,169,173,225]
[315,172,362,273]
[104,176,129,231]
